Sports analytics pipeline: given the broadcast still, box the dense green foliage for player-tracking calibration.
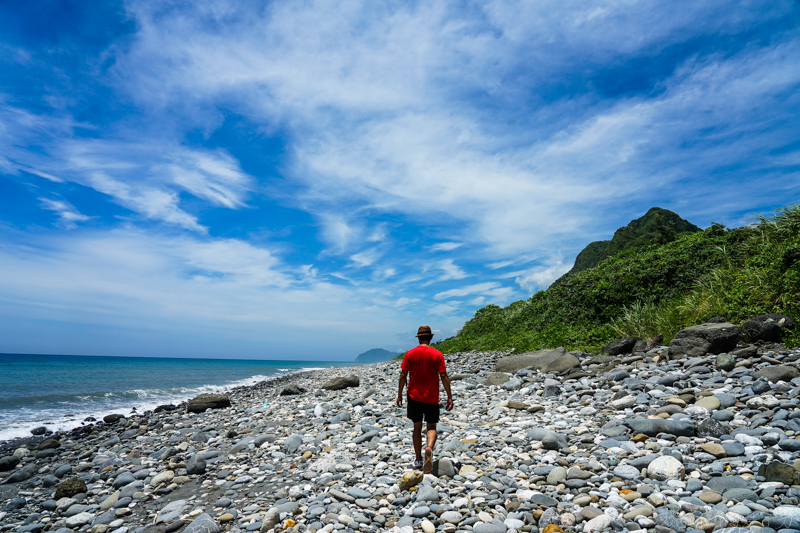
[564,207,701,277]
[436,204,800,354]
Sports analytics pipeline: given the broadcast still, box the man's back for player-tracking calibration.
[402,345,445,404]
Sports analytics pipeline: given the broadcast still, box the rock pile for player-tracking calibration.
[2,336,800,533]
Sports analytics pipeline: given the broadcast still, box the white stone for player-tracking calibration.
[421,520,436,533]
[584,514,612,532]
[611,395,637,409]
[746,395,780,409]
[65,512,94,527]
[647,455,685,481]
[452,497,470,508]
[775,506,800,519]
[684,406,710,418]
[735,433,763,446]
[505,518,525,529]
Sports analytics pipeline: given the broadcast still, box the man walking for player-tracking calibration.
[397,325,453,473]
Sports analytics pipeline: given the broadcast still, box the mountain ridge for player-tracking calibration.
[354,348,401,363]
[556,207,701,285]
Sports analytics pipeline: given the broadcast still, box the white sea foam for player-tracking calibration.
[0,370,307,443]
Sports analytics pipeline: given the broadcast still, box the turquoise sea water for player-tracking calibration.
[0,354,356,442]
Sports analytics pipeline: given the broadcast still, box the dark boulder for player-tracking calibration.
[715,353,735,371]
[3,497,26,511]
[54,477,88,499]
[602,337,640,356]
[696,417,726,438]
[103,414,125,424]
[669,322,740,356]
[153,405,177,413]
[0,456,20,472]
[321,375,360,391]
[187,394,231,413]
[743,313,795,342]
[186,454,206,475]
[758,461,800,485]
[37,438,60,451]
[624,417,695,437]
[279,384,306,396]
[30,427,47,436]
[0,463,38,484]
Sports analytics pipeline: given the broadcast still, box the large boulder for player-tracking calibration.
[54,477,87,499]
[526,428,568,450]
[668,337,711,358]
[495,347,579,373]
[186,454,206,475]
[279,384,306,396]
[743,313,795,342]
[624,417,696,437]
[669,322,740,356]
[482,372,511,386]
[754,365,800,383]
[321,375,360,390]
[759,461,800,485]
[602,337,640,355]
[0,456,20,472]
[37,438,60,451]
[0,463,38,484]
[187,394,231,413]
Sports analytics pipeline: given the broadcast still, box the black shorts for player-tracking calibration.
[407,396,440,424]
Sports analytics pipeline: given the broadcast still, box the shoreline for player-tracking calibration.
[0,359,368,448]
[0,361,370,453]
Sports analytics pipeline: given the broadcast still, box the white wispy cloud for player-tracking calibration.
[39,198,90,229]
[515,261,573,293]
[435,282,500,300]
[429,242,462,252]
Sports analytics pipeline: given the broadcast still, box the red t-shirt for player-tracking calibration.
[401,345,446,404]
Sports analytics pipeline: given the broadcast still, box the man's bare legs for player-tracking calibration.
[412,422,438,462]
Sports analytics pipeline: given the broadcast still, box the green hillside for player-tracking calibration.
[562,207,701,280]
[436,204,800,354]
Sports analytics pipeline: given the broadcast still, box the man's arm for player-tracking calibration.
[397,369,408,408]
[440,372,453,411]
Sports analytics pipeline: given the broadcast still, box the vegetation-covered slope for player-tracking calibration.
[564,207,701,278]
[436,204,800,354]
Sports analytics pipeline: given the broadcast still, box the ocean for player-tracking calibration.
[0,353,357,442]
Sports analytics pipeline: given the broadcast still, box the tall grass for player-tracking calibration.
[609,298,685,342]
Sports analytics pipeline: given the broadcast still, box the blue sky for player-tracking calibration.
[1,0,799,360]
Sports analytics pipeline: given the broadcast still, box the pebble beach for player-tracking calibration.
[3,338,800,533]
